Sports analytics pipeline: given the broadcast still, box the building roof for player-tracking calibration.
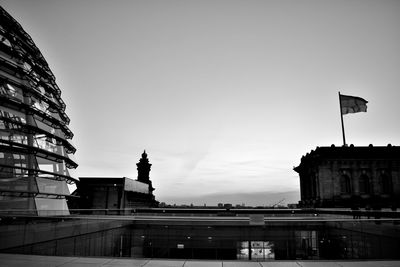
[78,177,150,194]
[294,144,400,172]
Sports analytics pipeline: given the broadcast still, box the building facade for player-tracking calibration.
[294,145,400,208]
[0,7,78,215]
[75,151,158,211]
[76,177,158,211]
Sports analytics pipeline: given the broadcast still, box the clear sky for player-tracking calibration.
[2,0,400,205]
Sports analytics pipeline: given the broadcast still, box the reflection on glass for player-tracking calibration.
[34,119,68,140]
[0,196,36,211]
[0,83,24,102]
[35,198,69,216]
[0,33,12,47]
[237,241,275,260]
[0,132,28,145]
[0,107,27,124]
[36,155,69,176]
[0,176,38,192]
[36,177,70,195]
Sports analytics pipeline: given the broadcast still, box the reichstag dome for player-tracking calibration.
[0,6,78,215]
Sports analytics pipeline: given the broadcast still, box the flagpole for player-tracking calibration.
[338,91,346,146]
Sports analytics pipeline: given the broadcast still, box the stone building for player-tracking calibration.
[74,151,158,211]
[294,145,400,208]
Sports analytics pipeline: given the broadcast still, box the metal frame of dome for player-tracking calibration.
[0,6,78,215]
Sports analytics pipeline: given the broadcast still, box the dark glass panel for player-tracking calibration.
[35,198,69,216]
[0,176,38,193]
[36,177,69,195]
[0,195,36,212]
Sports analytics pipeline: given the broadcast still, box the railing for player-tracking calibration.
[1,207,399,220]
[1,210,400,260]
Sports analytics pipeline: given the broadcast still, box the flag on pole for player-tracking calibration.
[339,94,368,115]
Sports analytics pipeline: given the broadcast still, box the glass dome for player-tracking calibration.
[0,6,78,215]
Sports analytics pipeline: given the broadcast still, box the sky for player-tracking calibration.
[2,0,400,206]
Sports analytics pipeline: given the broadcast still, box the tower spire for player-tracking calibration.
[137,150,152,184]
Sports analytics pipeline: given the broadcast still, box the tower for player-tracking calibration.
[136,150,154,193]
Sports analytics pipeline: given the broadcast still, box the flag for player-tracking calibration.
[340,94,368,115]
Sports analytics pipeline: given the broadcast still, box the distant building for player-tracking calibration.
[0,7,78,215]
[74,151,158,210]
[294,145,400,208]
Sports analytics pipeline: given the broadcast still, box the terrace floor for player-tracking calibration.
[1,253,399,267]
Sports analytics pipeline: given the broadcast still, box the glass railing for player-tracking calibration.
[0,209,399,260]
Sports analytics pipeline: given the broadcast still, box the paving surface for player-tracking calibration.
[1,254,400,267]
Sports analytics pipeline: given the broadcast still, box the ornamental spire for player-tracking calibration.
[137,150,152,183]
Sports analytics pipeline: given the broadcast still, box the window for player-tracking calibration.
[311,174,317,198]
[359,174,371,194]
[381,173,392,195]
[340,174,351,194]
